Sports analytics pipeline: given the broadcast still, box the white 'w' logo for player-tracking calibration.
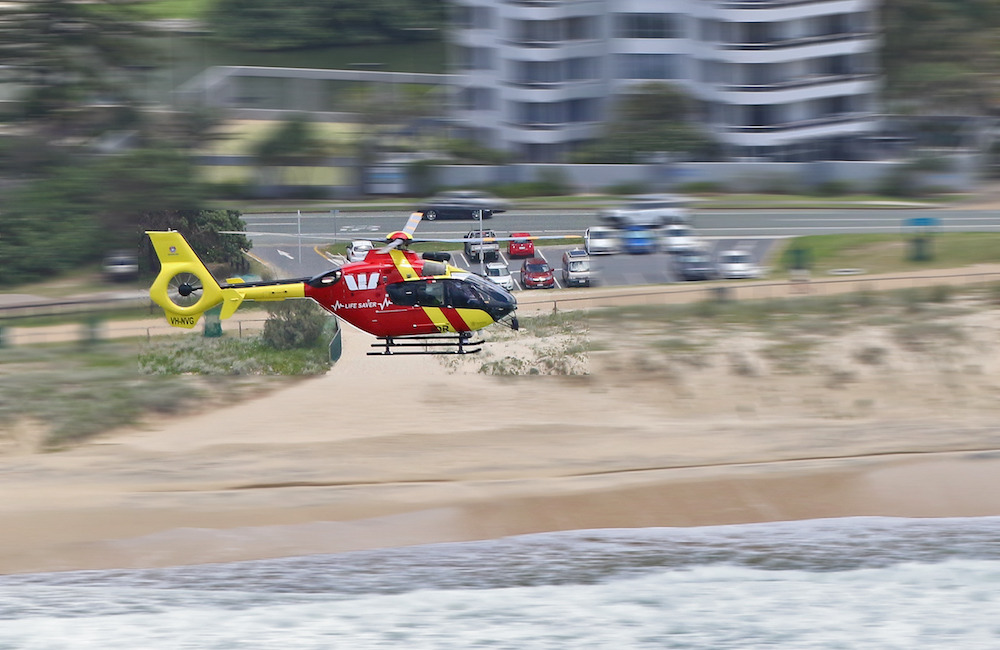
[344,273,378,291]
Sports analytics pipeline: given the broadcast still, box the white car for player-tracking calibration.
[717,249,760,279]
[484,262,515,291]
[346,240,375,263]
[660,224,700,253]
[585,226,621,255]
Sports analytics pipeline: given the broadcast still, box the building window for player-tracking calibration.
[618,54,678,80]
[461,47,494,71]
[567,57,598,81]
[514,19,562,44]
[566,16,596,40]
[521,102,565,125]
[515,60,564,85]
[616,13,679,39]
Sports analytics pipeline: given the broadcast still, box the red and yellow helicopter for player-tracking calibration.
[147,211,523,355]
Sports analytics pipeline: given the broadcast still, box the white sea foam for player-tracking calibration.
[2,518,1000,649]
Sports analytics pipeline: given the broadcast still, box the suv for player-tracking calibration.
[420,190,508,221]
[464,229,500,262]
[674,249,716,281]
[561,249,591,287]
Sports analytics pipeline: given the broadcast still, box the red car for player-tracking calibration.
[508,232,535,258]
[520,257,555,289]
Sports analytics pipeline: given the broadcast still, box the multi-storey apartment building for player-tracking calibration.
[449,0,880,162]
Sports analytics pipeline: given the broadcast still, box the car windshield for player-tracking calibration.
[667,228,690,238]
[724,253,749,264]
[567,260,589,271]
[486,266,508,277]
[526,263,549,273]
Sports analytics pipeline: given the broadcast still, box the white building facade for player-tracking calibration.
[449,0,880,162]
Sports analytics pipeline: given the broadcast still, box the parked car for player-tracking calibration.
[561,249,591,287]
[508,232,535,258]
[484,262,515,291]
[674,249,716,281]
[102,251,138,281]
[621,226,659,254]
[464,229,500,262]
[660,224,700,253]
[419,190,508,221]
[584,226,621,255]
[717,249,760,279]
[346,240,375,263]
[520,257,555,289]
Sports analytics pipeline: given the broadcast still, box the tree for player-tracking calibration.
[140,208,252,277]
[0,145,237,285]
[0,0,157,133]
[572,83,716,163]
[881,0,1000,115]
[207,0,446,51]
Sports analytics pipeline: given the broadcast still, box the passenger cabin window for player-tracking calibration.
[387,279,483,309]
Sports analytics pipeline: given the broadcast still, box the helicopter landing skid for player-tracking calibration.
[368,333,485,356]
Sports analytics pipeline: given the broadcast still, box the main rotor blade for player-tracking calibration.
[219,231,362,241]
[401,211,425,237]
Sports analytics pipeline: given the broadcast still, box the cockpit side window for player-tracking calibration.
[386,280,446,308]
[444,279,482,309]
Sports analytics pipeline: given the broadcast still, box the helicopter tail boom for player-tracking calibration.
[147,231,305,329]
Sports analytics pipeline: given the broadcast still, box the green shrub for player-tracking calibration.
[262,301,329,350]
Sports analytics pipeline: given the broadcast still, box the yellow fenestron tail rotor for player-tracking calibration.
[147,231,306,329]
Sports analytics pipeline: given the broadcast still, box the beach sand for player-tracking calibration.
[2,295,1000,575]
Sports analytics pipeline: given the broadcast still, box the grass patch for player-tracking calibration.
[0,333,331,449]
[773,232,1000,275]
[759,339,820,373]
[892,322,966,352]
[139,333,332,375]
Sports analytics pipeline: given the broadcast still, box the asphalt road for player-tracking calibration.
[240,206,998,289]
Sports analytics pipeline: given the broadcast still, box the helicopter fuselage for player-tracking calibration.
[303,249,518,338]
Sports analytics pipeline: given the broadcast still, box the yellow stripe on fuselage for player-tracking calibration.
[389,250,420,280]
[455,308,493,331]
[422,306,454,333]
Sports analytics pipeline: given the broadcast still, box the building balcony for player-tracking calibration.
[723,111,874,134]
[721,72,878,93]
[721,31,875,51]
[713,0,858,8]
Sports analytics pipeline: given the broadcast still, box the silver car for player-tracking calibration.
[346,240,375,263]
[484,262,515,291]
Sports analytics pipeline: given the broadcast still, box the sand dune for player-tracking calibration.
[2,286,1000,575]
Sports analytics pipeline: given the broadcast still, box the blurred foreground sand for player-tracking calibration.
[2,283,1000,575]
